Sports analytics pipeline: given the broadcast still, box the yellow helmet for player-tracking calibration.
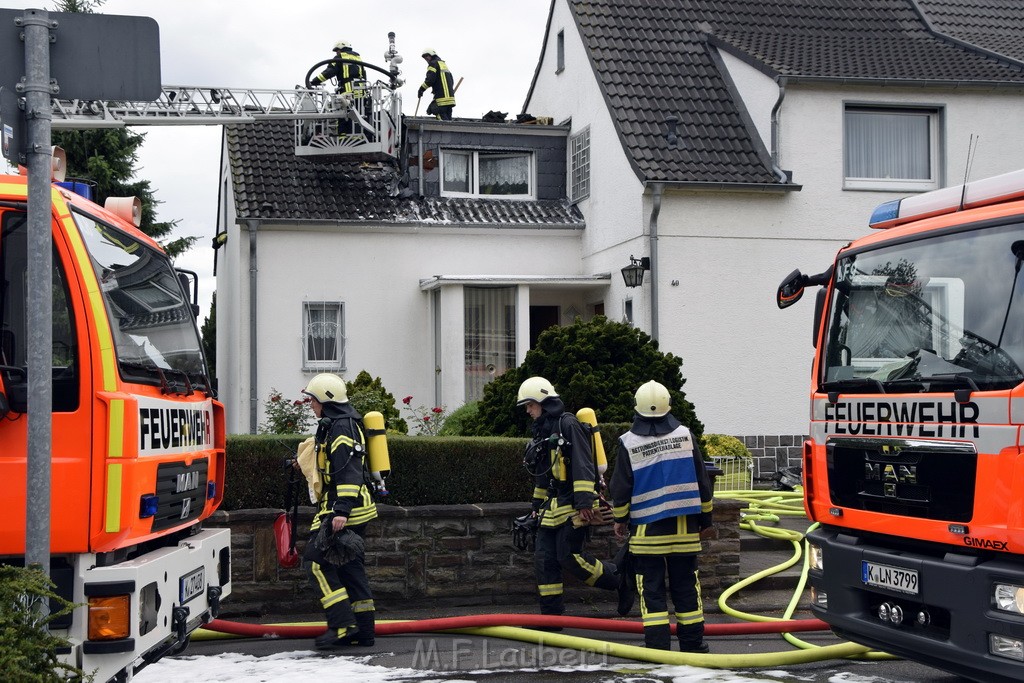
[634,380,671,417]
[333,40,352,52]
[302,373,349,404]
[516,376,557,406]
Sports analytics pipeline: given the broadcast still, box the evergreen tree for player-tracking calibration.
[49,0,197,259]
[201,291,216,379]
[469,316,704,438]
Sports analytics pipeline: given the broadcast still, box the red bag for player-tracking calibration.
[273,512,300,568]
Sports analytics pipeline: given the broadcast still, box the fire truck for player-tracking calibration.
[778,168,1024,682]
[2,34,405,682]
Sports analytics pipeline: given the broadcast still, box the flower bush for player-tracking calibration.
[260,388,313,434]
[401,395,449,436]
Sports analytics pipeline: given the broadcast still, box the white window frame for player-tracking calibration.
[440,150,535,199]
[570,126,591,203]
[843,104,941,192]
[302,301,345,372]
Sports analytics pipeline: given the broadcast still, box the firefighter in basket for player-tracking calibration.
[301,373,378,650]
[517,376,619,618]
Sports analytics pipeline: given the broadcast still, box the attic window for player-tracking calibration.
[557,30,565,73]
[843,105,940,192]
[441,150,534,199]
[570,127,590,203]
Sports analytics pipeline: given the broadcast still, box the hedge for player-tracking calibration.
[220,421,720,510]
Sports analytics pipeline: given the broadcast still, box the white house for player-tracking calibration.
[216,0,1024,478]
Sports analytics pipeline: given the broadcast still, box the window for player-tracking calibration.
[442,151,533,198]
[556,30,565,73]
[303,301,345,371]
[570,127,590,202]
[464,287,515,402]
[844,105,941,191]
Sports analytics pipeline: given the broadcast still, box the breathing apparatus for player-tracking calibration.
[362,411,391,496]
[575,407,608,483]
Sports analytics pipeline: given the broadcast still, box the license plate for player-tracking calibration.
[179,566,205,604]
[862,561,918,595]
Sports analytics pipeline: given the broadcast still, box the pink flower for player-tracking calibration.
[432,407,443,414]
[403,395,413,405]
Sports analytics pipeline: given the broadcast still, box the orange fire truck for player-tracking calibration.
[778,168,1024,682]
[0,166,229,681]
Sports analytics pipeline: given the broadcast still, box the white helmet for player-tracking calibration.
[302,373,349,404]
[516,376,558,406]
[334,40,352,52]
[421,47,437,57]
[634,380,671,417]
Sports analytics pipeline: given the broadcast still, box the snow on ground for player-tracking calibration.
[134,651,791,683]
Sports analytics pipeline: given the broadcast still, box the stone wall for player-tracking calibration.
[207,499,742,617]
[735,434,807,484]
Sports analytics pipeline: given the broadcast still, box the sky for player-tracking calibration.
[1,0,554,323]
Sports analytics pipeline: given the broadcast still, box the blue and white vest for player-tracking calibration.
[619,425,701,524]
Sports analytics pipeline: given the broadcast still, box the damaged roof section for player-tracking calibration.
[225,120,584,227]
[558,0,1024,186]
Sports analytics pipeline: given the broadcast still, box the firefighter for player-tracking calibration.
[417,48,456,120]
[312,40,366,96]
[517,376,618,619]
[300,373,377,650]
[610,380,714,652]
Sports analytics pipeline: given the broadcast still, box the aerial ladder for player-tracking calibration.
[48,33,407,163]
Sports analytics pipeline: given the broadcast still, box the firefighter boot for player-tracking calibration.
[343,611,375,647]
[315,602,357,650]
[644,624,672,651]
[677,622,709,653]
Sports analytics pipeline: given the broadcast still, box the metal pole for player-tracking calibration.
[648,182,662,341]
[21,8,54,580]
[247,219,259,434]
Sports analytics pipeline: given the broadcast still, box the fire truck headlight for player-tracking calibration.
[994,584,1024,614]
[808,542,823,571]
[88,595,130,640]
[990,633,1024,661]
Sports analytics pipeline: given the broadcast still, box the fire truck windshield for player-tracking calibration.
[73,209,210,390]
[821,221,1024,393]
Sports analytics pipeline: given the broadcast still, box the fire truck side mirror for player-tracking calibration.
[777,269,806,309]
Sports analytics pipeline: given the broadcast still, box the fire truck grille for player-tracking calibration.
[826,440,976,522]
[151,459,209,531]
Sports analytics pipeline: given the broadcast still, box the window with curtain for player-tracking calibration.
[441,151,533,198]
[570,127,590,203]
[844,106,940,191]
[464,286,516,402]
[303,301,345,371]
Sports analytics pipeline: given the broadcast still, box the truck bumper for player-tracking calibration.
[60,527,231,682]
[808,526,1024,683]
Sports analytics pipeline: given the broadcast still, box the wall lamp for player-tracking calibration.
[621,255,650,288]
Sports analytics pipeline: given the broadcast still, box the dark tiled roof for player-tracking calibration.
[562,0,1024,185]
[226,120,584,225]
[916,0,1024,63]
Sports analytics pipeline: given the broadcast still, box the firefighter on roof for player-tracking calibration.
[300,373,378,650]
[610,380,714,653]
[517,376,618,618]
[417,48,456,120]
[312,40,366,96]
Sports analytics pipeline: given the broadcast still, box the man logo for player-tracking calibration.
[180,497,191,519]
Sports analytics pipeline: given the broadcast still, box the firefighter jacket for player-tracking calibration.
[310,402,378,532]
[419,56,456,107]
[609,413,713,555]
[315,48,366,96]
[528,398,599,528]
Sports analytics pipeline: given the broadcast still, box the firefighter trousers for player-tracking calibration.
[534,522,617,615]
[305,523,375,637]
[632,553,704,650]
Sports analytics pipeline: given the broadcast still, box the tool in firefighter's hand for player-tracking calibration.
[453,76,464,93]
[414,94,421,116]
[313,524,365,566]
[511,512,538,551]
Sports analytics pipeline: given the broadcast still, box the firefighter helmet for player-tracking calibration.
[302,373,349,404]
[516,376,558,406]
[333,40,352,52]
[634,380,671,417]
[421,47,437,57]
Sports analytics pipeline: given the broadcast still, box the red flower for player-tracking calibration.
[422,416,431,422]
[293,400,303,407]
[403,395,413,405]
[432,407,443,414]
[271,395,281,402]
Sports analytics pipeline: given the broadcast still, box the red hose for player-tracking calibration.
[204,614,830,639]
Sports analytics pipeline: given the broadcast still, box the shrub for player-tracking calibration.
[0,565,87,682]
[259,388,312,435]
[400,395,449,436]
[700,433,751,459]
[438,401,479,436]
[348,371,407,434]
[467,316,703,440]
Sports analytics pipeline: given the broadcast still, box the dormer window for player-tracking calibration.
[441,150,534,199]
